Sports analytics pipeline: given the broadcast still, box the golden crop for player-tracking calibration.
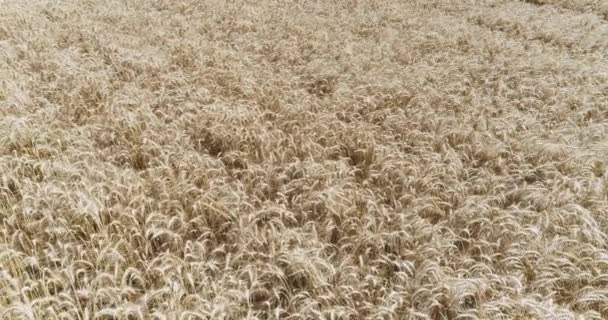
[1,0,608,319]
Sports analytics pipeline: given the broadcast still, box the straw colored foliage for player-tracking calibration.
[1,0,608,319]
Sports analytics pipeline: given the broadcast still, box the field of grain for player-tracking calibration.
[1,0,608,319]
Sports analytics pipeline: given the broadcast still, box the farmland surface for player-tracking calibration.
[1,0,608,319]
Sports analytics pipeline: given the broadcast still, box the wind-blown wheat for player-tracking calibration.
[1,0,608,319]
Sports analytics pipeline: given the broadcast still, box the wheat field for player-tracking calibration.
[1,0,608,319]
